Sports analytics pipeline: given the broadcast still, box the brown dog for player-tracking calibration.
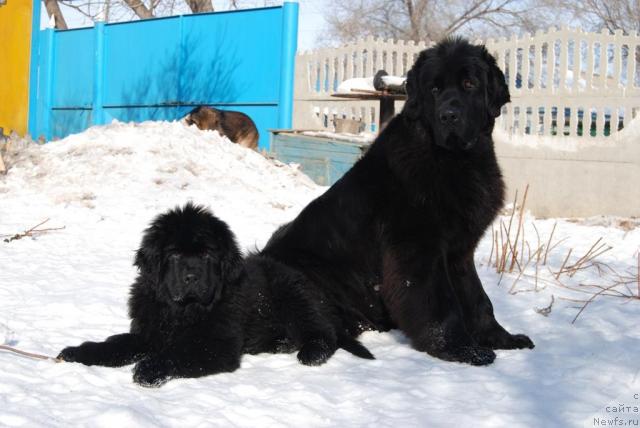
[184,106,259,150]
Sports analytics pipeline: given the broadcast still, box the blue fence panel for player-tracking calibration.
[52,28,95,108]
[29,2,299,149]
[104,18,181,108]
[180,9,282,105]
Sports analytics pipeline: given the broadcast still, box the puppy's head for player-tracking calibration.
[403,38,510,151]
[183,106,221,131]
[134,203,242,307]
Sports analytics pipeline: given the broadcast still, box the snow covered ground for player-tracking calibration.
[0,121,638,427]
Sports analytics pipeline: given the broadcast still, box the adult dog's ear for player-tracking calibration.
[403,67,421,120]
[482,47,510,117]
[403,51,428,120]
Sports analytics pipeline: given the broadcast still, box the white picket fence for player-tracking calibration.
[293,27,640,138]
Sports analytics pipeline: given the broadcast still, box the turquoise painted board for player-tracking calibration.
[270,133,369,186]
[52,28,94,108]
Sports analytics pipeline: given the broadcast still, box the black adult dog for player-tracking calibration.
[58,204,372,387]
[260,38,534,366]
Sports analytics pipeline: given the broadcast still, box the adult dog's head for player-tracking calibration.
[134,203,242,308]
[403,38,510,151]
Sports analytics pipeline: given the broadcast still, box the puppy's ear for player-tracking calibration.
[134,235,161,282]
[216,249,243,302]
[482,47,510,117]
[222,248,243,281]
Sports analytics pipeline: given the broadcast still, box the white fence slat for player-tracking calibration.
[294,27,640,139]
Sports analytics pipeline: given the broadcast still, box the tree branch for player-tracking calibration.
[44,0,69,29]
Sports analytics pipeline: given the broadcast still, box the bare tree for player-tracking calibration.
[44,0,214,25]
[44,0,69,29]
[545,0,640,34]
[325,0,560,44]
[185,0,214,13]
[122,0,154,19]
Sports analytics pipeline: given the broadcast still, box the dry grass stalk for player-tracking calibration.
[556,248,573,280]
[509,246,543,294]
[488,223,495,268]
[494,188,527,276]
[554,238,613,278]
[543,221,557,265]
[509,184,529,272]
[571,283,623,324]
[485,186,636,323]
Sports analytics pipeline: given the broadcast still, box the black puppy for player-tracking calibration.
[260,38,534,366]
[58,204,372,387]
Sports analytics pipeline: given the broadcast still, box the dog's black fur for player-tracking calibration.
[259,38,534,366]
[58,204,372,387]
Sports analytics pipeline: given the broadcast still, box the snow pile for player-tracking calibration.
[0,120,323,249]
[0,120,639,427]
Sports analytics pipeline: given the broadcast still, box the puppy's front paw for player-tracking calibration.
[297,339,334,366]
[133,358,172,388]
[437,346,496,366]
[57,346,82,363]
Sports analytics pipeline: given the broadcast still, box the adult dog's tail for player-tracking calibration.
[338,334,374,360]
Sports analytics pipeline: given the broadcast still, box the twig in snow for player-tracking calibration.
[535,295,555,317]
[2,219,65,243]
[0,344,61,363]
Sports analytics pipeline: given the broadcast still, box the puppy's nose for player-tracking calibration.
[183,273,199,285]
[439,108,460,125]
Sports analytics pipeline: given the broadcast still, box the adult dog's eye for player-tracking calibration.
[431,87,439,95]
[462,79,476,90]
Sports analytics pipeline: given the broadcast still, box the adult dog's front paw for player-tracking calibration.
[133,358,172,388]
[497,333,535,350]
[297,339,334,366]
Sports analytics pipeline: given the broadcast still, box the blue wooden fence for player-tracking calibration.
[28,2,299,149]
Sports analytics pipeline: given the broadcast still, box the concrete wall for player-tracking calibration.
[494,129,640,218]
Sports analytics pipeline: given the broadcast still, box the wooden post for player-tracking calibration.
[379,96,395,130]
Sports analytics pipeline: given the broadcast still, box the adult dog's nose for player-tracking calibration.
[183,273,199,285]
[439,108,460,125]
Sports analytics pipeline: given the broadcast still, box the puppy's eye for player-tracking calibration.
[431,87,439,95]
[463,79,476,90]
